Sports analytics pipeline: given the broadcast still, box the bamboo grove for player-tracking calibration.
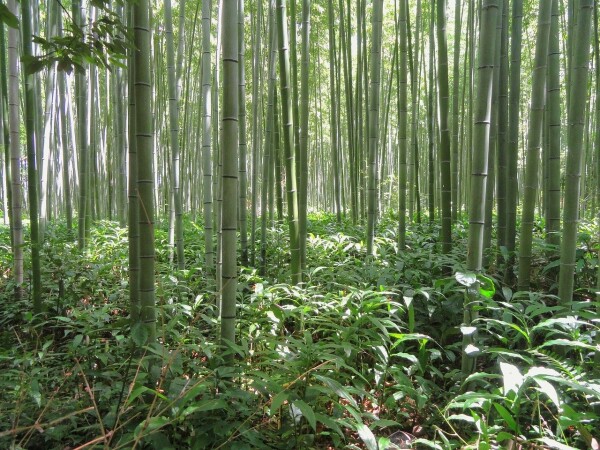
[0,0,599,374]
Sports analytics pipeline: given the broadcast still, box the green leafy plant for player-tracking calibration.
[1,216,599,449]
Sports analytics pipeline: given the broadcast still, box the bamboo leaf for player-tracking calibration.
[0,4,19,28]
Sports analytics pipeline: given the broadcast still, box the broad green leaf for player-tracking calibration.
[389,333,431,344]
[0,4,19,28]
[342,403,363,422]
[313,374,358,408]
[532,377,561,410]
[392,352,419,365]
[463,371,501,386]
[374,345,389,365]
[538,339,598,351]
[145,431,175,450]
[72,334,84,348]
[524,302,563,318]
[537,437,580,450]
[575,424,599,449]
[500,362,523,395]
[413,438,444,449]
[455,271,477,287]
[167,377,190,400]
[55,316,72,323]
[502,286,513,301]
[146,416,170,431]
[476,274,495,298]
[497,431,516,442]
[542,259,561,274]
[269,391,288,415]
[182,398,228,417]
[526,366,561,378]
[266,310,281,323]
[21,55,46,75]
[132,322,149,347]
[532,316,588,332]
[30,379,42,407]
[134,416,170,439]
[127,384,150,404]
[371,419,401,428]
[414,288,430,300]
[315,413,344,436]
[493,403,517,432]
[542,377,600,400]
[559,404,599,426]
[448,392,504,408]
[484,319,530,345]
[470,410,485,434]
[292,399,316,431]
[356,423,378,450]
[447,413,476,423]
[378,437,391,450]
[487,347,534,363]
[179,382,209,405]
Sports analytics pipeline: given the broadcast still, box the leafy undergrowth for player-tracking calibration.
[0,214,599,449]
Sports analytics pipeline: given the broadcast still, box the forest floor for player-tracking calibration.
[0,214,599,449]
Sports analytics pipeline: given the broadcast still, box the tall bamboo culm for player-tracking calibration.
[517,1,552,291]
[7,0,23,301]
[133,0,156,343]
[397,0,408,249]
[558,0,594,305]
[277,0,301,284]
[201,0,214,274]
[21,0,42,313]
[220,0,239,346]
[462,0,499,377]
[165,0,185,270]
[504,0,523,283]
[436,0,452,254]
[366,0,384,256]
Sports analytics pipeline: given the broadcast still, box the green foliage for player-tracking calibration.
[0,217,598,448]
[0,4,18,29]
[24,5,128,75]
